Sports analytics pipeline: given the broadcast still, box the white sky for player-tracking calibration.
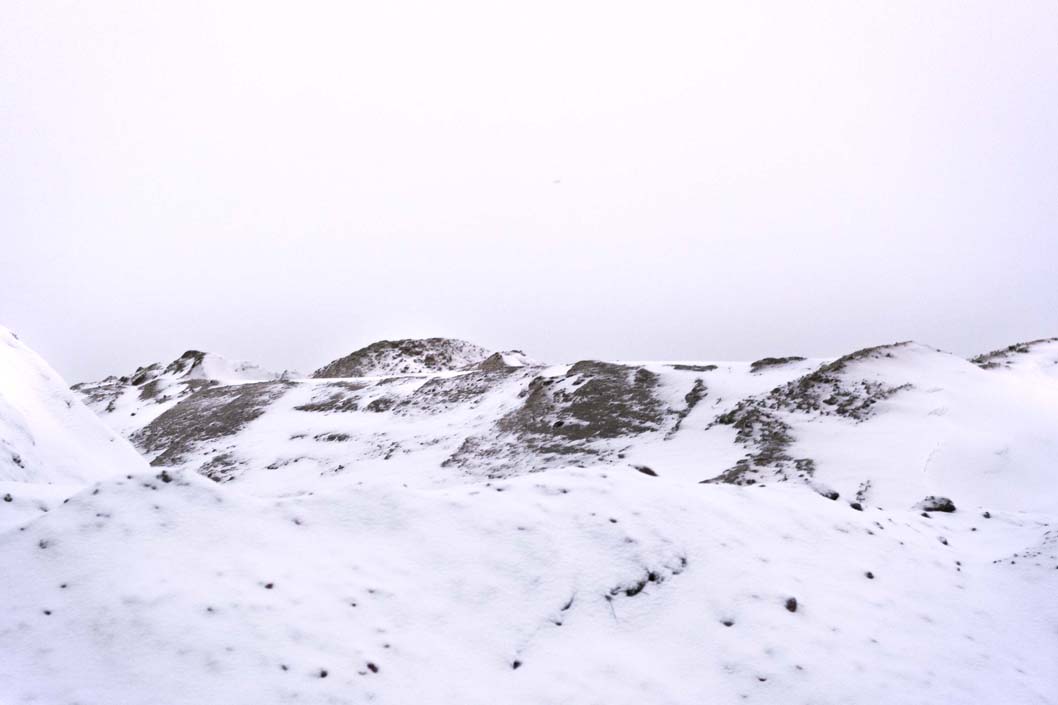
[2,1,1057,382]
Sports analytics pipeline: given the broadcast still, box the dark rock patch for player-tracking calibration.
[750,356,806,372]
[668,363,718,373]
[917,496,956,513]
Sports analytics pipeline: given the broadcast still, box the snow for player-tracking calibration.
[0,327,146,483]
[777,344,1058,513]
[183,353,284,383]
[1,466,1054,705]
[4,333,1057,703]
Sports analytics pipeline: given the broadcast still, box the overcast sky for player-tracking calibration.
[3,1,1057,382]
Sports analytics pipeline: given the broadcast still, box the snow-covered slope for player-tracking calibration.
[73,349,286,437]
[697,342,1058,513]
[2,466,1054,705]
[0,326,145,484]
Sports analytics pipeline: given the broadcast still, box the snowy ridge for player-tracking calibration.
[311,338,492,378]
[72,349,285,437]
[69,338,1058,514]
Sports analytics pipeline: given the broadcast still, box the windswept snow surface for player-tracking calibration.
[2,467,1055,705]
[0,327,145,483]
[4,334,1056,704]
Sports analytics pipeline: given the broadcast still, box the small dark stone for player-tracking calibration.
[865,571,874,579]
[2,493,11,503]
[552,421,565,428]
[367,662,378,673]
[512,660,522,670]
[319,669,328,678]
[939,537,948,546]
[264,583,274,589]
[280,664,288,671]
[43,610,52,616]
[850,502,863,511]
[722,619,735,627]
[158,470,172,483]
[634,465,658,477]
[785,597,798,613]
[983,511,991,519]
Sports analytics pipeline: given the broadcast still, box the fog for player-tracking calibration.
[3,1,1056,382]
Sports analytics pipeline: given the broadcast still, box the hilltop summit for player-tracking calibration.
[311,338,491,378]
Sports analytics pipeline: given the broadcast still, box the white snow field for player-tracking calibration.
[2,332,1056,704]
[0,327,146,484]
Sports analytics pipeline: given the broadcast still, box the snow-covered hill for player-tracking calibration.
[0,326,145,484]
[3,332,1055,704]
[694,342,1058,513]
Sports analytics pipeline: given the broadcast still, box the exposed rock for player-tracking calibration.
[916,496,956,513]
[666,378,707,438]
[750,356,806,372]
[293,382,368,413]
[667,363,718,373]
[971,338,1058,369]
[475,351,539,372]
[133,381,293,472]
[702,343,914,488]
[444,361,671,476]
